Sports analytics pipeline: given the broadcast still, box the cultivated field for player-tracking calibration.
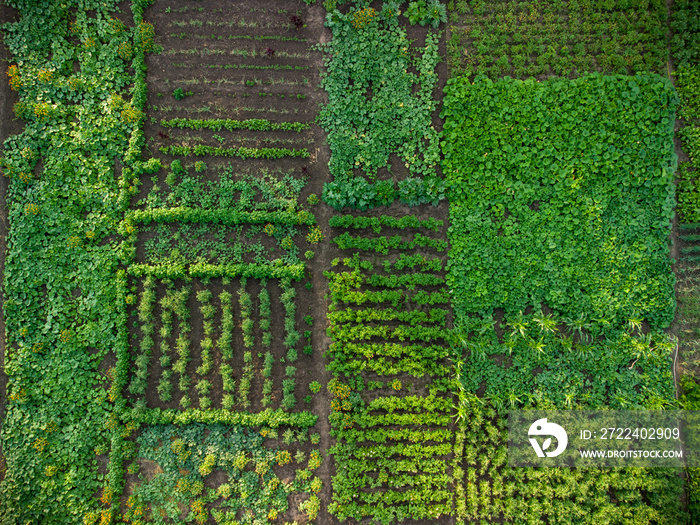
[1,0,699,524]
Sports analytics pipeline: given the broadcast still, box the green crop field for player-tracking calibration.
[0,0,698,524]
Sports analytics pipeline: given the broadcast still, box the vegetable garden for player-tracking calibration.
[0,0,699,523]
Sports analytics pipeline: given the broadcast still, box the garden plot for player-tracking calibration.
[102,1,330,524]
[323,214,454,524]
[126,276,311,413]
[120,421,324,525]
[443,70,685,524]
[120,0,325,417]
[144,1,320,133]
[315,2,455,523]
[318,1,447,210]
[446,0,669,78]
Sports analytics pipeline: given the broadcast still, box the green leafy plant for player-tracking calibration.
[405,0,446,28]
[318,4,443,209]
[161,116,310,132]
[443,72,685,523]
[259,281,272,347]
[173,87,193,99]
[159,144,310,159]
[443,73,678,333]
[239,279,254,349]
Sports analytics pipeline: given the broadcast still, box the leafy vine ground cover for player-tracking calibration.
[443,72,686,523]
[445,73,678,333]
[0,0,147,521]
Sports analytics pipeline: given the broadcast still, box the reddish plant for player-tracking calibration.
[290,15,303,29]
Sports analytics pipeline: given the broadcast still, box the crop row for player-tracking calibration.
[128,261,306,281]
[159,144,310,158]
[326,270,449,307]
[329,213,443,232]
[336,251,444,272]
[327,342,448,379]
[162,47,311,60]
[127,207,315,226]
[168,33,309,42]
[673,0,700,224]
[333,231,447,254]
[167,63,310,73]
[160,117,310,132]
[328,306,447,325]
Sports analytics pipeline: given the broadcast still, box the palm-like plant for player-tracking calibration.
[533,310,557,333]
[563,312,591,340]
[506,311,528,338]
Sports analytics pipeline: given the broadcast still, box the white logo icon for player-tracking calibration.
[528,418,568,458]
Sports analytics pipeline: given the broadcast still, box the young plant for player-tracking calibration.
[259,281,272,347]
[173,87,193,100]
[290,15,304,29]
[129,276,156,396]
[239,279,254,349]
[196,290,214,377]
[238,351,253,409]
[218,291,233,360]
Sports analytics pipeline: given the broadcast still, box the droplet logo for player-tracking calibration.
[528,418,568,458]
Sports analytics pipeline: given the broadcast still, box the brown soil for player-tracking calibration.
[669,63,693,397]
[0,1,23,485]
